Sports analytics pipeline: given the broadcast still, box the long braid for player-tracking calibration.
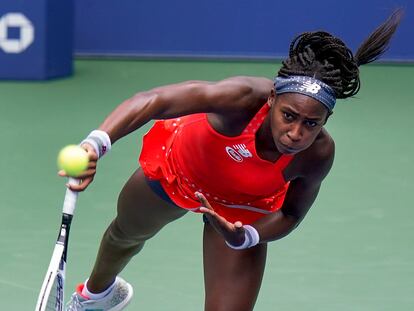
[278,9,403,99]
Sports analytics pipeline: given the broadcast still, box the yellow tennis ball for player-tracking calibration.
[57,145,89,176]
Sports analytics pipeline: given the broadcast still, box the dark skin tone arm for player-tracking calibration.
[60,76,273,191]
[99,77,272,143]
[197,132,335,245]
[254,133,335,242]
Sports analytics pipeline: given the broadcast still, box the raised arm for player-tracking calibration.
[98,76,272,143]
[63,76,272,191]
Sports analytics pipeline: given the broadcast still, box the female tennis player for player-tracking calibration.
[64,10,402,311]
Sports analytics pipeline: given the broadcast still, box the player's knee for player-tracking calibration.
[205,300,254,311]
[105,219,151,247]
[205,294,255,311]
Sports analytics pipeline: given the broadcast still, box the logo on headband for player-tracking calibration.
[299,81,321,94]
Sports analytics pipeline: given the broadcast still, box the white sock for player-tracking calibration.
[82,278,116,300]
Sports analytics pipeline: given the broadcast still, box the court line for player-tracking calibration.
[0,278,36,292]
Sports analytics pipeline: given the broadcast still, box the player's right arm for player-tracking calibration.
[66,77,272,191]
[98,77,272,143]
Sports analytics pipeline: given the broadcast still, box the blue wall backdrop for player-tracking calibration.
[74,0,413,61]
[0,0,72,79]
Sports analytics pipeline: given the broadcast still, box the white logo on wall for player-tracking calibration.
[0,13,34,54]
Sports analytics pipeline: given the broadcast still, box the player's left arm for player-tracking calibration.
[198,137,335,247]
[254,138,335,242]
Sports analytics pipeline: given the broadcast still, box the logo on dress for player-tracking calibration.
[225,144,252,162]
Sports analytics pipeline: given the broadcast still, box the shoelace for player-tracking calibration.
[66,293,84,311]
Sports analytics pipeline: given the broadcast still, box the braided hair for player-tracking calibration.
[278,9,403,99]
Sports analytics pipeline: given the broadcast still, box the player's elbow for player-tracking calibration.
[282,210,303,232]
[129,90,164,119]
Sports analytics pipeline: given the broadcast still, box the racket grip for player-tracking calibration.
[62,177,79,215]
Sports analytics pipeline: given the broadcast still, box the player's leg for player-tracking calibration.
[86,167,188,293]
[203,221,267,311]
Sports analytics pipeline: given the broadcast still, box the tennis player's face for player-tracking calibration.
[269,92,328,154]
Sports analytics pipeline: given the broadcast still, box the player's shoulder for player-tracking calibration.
[309,128,335,161]
[202,76,273,133]
[212,76,274,106]
[294,129,335,180]
[220,75,273,84]
[215,76,273,91]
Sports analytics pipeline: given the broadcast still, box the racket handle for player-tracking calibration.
[62,177,79,215]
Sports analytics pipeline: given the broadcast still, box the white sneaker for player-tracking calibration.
[65,277,133,311]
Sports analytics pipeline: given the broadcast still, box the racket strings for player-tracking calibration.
[44,273,64,311]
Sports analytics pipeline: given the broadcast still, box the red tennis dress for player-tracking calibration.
[139,103,293,224]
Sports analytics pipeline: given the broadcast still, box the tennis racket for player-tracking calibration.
[35,178,80,311]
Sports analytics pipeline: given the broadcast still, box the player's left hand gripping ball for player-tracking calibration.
[57,145,89,176]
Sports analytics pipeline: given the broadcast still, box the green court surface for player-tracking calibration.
[0,59,413,310]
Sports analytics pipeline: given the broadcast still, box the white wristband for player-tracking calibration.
[81,130,111,158]
[225,225,260,250]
